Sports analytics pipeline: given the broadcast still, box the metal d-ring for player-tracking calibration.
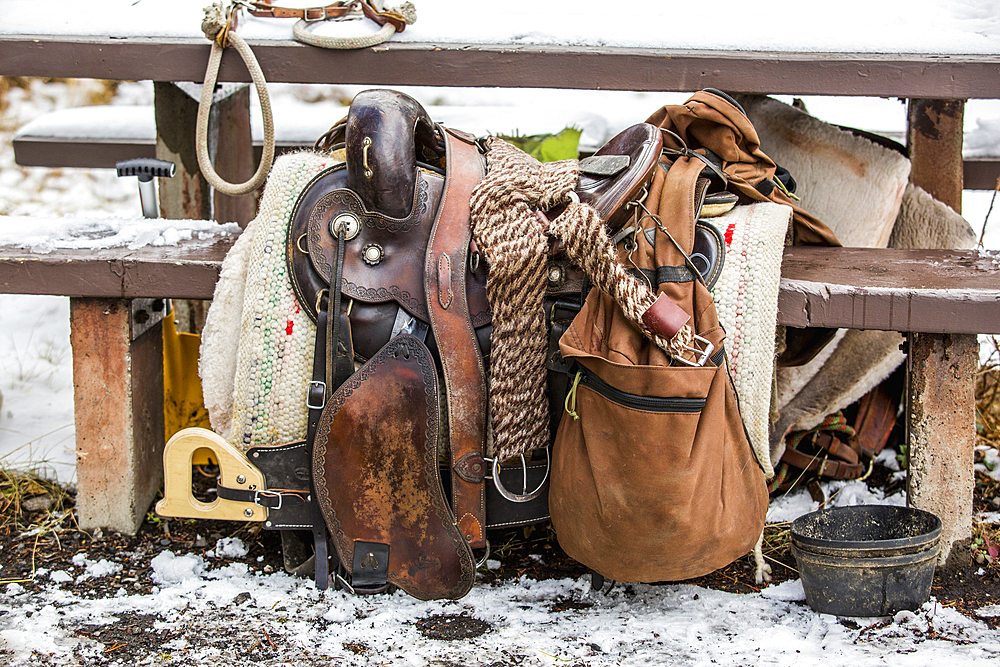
[491,449,550,503]
[296,233,309,255]
[475,540,492,569]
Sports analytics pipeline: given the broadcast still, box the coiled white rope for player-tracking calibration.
[197,2,276,196]
[292,2,416,49]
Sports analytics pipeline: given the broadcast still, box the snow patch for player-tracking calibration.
[150,550,207,584]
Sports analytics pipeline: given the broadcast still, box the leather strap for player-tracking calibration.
[425,128,488,549]
[780,443,865,480]
[215,485,311,506]
[248,0,357,21]
[853,383,898,459]
[813,432,861,465]
[248,0,409,31]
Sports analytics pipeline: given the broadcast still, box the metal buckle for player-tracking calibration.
[302,5,328,21]
[254,490,282,510]
[489,450,550,503]
[673,333,715,367]
[335,573,356,595]
[306,380,326,410]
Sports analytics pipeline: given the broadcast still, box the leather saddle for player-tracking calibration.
[276,89,731,599]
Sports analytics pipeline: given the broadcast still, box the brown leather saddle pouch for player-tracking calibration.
[313,334,475,600]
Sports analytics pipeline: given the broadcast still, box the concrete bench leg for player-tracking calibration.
[70,298,164,534]
[906,332,978,564]
[905,98,975,565]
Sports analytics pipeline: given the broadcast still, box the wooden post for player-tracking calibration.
[905,98,976,565]
[71,298,165,534]
[210,83,257,228]
[154,81,212,222]
[154,81,255,331]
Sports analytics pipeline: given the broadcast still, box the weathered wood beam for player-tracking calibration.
[208,84,257,228]
[3,243,998,329]
[905,98,975,566]
[3,36,1000,98]
[154,81,255,332]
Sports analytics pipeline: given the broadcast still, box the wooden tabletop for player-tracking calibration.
[2,36,998,98]
[2,1,999,97]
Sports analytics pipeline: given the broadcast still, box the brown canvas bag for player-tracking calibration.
[549,142,769,582]
[647,90,842,366]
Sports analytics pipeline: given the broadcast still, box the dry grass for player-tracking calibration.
[978,336,1000,450]
[0,76,120,116]
[0,466,76,537]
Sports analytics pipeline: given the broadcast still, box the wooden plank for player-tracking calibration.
[2,36,1000,98]
[16,131,1000,189]
[2,242,999,331]
[0,236,234,300]
[777,247,1000,334]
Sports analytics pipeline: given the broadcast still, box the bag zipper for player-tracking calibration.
[570,368,706,414]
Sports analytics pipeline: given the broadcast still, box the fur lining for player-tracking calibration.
[199,217,256,442]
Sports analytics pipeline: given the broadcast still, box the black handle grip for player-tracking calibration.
[116,158,176,181]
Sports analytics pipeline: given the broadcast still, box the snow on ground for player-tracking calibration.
[4,553,1000,667]
[2,78,1000,665]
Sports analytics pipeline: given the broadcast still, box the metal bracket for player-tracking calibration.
[131,298,167,340]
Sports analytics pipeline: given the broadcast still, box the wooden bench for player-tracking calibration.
[13,103,1000,190]
[2,230,997,553]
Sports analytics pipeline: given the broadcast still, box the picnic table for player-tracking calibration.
[2,0,998,565]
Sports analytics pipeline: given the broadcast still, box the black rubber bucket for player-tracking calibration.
[790,505,941,617]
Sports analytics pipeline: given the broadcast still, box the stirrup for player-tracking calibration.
[489,449,550,503]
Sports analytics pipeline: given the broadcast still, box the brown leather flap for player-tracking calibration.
[313,335,474,600]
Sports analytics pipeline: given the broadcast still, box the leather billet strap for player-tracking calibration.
[425,127,489,550]
[246,0,357,22]
[246,0,410,31]
[215,484,311,507]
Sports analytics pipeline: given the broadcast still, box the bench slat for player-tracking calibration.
[3,36,1000,98]
[3,241,998,333]
[13,106,1000,190]
[779,247,1000,333]
[0,236,233,300]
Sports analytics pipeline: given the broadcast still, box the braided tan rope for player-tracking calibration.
[293,19,397,48]
[292,2,416,49]
[471,138,693,462]
[197,3,276,196]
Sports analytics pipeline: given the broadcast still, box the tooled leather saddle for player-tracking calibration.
[267,89,721,600]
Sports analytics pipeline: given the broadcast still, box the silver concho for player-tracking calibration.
[362,243,384,266]
[330,212,361,241]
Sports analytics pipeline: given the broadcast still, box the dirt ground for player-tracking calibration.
[3,454,999,664]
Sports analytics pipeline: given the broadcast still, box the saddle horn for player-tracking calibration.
[345,90,440,219]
